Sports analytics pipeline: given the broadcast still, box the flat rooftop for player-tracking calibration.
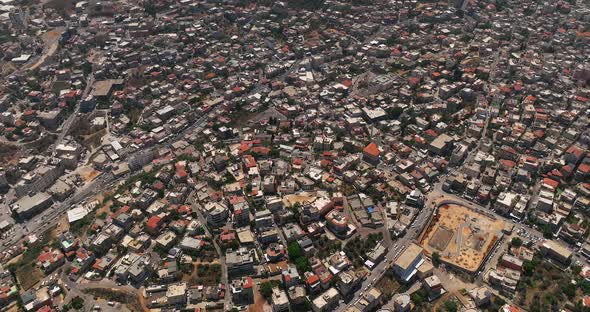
[396,243,423,270]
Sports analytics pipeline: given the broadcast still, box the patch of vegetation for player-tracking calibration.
[259,280,281,300]
[5,231,55,288]
[83,288,142,312]
[0,142,20,164]
[517,252,587,311]
[288,241,311,273]
[69,213,95,235]
[375,271,401,297]
[511,237,523,248]
[343,233,383,267]
[192,263,221,285]
[442,299,458,312]
[432,251,441,267]
[480,295,506,312]
[71,296,85,310]
[410,287,429,308]
[144,3,157,17]
[315,236,342,259]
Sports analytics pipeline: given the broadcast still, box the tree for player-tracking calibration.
[287,242,303,260]
[410,289,426,306]
[269,147,280,158]
[432,252,441,267]
[540,224,554,239]
[580,279,590,294]
[572,265,582,276]
[71,296,85,310]
[259,281,280,300]
[444,300,458,312]
[511,237,523,247]
[523,261,535,276]
[387,107,404,119]
[144,3,157,17]
[295,257,311,273]
[245,183,253,195]
[562,282,577,299]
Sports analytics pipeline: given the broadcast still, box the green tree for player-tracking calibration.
[572,264,582,276]
[523,261,535,276]
[144,3,157,17]
[562,282,577,299]
[411,289,425,306]
[387,107,404,119]
[432,252,441,267]
[580,279,590,294]
[511,237,523,247]
[444,300,458,312]
[259,281,280,300]
[71,296,85,310]
[295,256,311,273]
[287,241,302,260]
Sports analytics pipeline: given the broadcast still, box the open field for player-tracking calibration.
[375,272,401,297]
[190,263,222,286]
[0,142,21,165]
[283,192,317,207]
[420,204,505,272]
[16,262,44,290]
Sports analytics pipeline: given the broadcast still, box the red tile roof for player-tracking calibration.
[543,178,559,189]
[363,142,380,157]
[306,274,319,285]
[147,216,162,229]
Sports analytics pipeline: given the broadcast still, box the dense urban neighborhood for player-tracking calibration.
[0,0,589,311]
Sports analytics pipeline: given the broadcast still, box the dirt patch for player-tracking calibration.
[420,204,505,272]
[429,226,454,251]
[228,110,258,129]
[375,273,401,297]
[4,304,19,312]
[80,129,107,150]
[265,260,288,274]
[1,61,17,76]
[250,276,282,312]
[190,263,222,286]
[50,215,70,237]
[250,283,270,312]
[76,166,101,182]
[16,263,44,290]
[43,0,76,15]
[94,200,113,218]
[283,192,317,207]
[83,287,145,312]
[0,142,20,165]
[45,30,61,40]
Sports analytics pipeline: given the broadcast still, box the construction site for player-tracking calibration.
[419,204,505,273]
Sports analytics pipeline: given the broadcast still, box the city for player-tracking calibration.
[0,0,588,311]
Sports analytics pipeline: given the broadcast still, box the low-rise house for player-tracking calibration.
[231,277,254,305]
[312,287,340,312]
[271,287,289,312]
[37,249,65,274]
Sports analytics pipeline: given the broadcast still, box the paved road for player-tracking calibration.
[337,164,590,312]
[189,193,230,311]
[0,103,222,255]
[334,191,435,312]
[51,73,95,154]
[0,38,304,262]
[61,266,143,311]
